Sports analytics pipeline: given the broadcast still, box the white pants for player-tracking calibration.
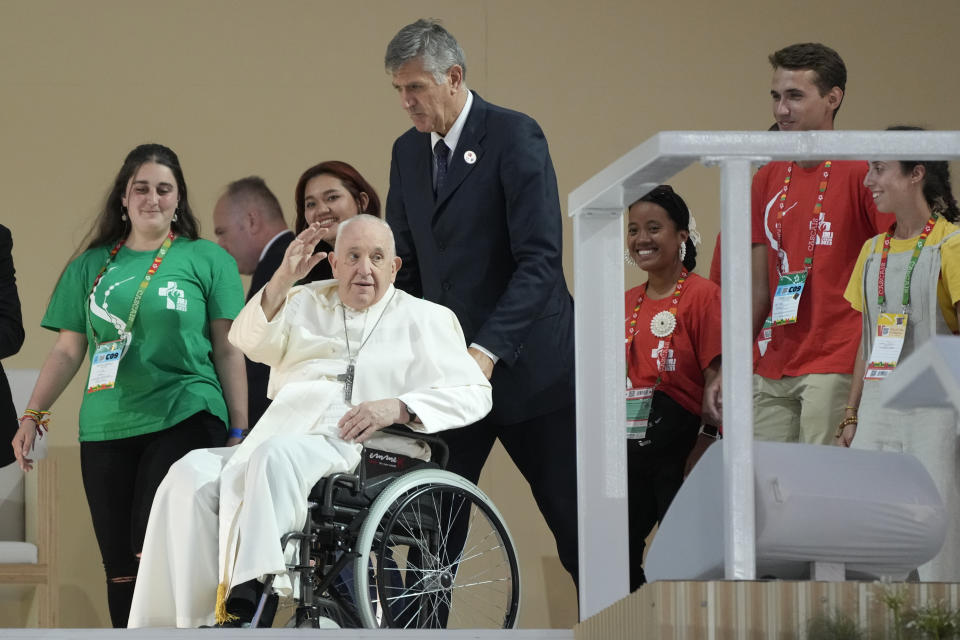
[854,385,960,582]
[128,434,361,628]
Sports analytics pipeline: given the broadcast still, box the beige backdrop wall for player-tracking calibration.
[1,0,958,628]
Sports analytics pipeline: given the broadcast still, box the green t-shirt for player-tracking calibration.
[42,237,244,441]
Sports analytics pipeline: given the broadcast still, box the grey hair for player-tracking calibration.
[222,176,285,223]
[384,18,467,85]
[334,214,397,257]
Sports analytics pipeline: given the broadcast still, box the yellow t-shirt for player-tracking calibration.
[844,217,960,333]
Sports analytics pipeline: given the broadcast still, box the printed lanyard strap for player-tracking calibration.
[88,231,175,344]
[775,161,832,275]
[877,216,937,310]
[624,270,688,384]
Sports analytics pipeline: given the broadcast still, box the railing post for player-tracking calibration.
[711,156,761,580]
[573,208,630,619]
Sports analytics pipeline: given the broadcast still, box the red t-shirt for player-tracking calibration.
[625,273,722,417]
[709,232,722,286]
[751,160,893,378]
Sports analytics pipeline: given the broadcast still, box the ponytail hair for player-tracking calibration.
[887,126,960,223]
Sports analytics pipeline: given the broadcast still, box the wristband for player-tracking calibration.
[21,409,51,435]
[228,427,245,439]
[698,424,721,440]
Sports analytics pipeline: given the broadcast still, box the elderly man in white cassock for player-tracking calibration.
[128,214,492,628]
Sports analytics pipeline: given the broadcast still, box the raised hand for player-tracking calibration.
[261,222,330,320]
[273,222,330,288]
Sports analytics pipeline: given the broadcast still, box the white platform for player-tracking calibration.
[883,335,960,411]
[645,441,945,582]
[0,630,573,639]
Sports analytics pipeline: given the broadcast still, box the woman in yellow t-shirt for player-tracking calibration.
[839,126,960,581]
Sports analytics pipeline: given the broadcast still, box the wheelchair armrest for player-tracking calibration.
[376,424,450,470]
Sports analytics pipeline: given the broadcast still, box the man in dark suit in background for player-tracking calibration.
[384,19,579,586]
[0,224,25,467]
[213,177,294,429]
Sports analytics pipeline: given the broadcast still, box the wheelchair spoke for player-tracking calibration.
[455,525,507,566]
[391,585,428,627]
[449,574,514,590]
[440,494,469,561]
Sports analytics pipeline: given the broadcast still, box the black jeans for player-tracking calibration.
[627,390,700,591]
[80,411,226,628]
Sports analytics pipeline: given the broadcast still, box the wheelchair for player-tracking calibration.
[252,426,521,629]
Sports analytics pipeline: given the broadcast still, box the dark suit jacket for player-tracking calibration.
[245,230,295,428]
[0,225,25,466]
[386,92,574,424]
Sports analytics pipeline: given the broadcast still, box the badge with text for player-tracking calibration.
[757,317,773,357]
[864,313,909,380]
[87,339,124,393]
[626,386,654,439]
[771,271,808,326]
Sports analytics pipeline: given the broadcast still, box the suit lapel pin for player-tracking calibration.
[463,150,477,165]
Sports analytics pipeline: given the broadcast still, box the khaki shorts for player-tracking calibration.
[753,373,852,445]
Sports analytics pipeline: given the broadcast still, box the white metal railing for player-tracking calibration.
[570,130,960,620]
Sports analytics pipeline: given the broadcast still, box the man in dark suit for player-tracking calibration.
[0,224,25,467]
[213,177,294,429]
[384,19,578,585]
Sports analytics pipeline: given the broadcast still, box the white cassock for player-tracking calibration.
[128,281,492,628]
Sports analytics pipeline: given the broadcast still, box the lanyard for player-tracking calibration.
[625,270,688,385]
[877,216,937,311]
[87,231,176,344]
[775,161,832,276]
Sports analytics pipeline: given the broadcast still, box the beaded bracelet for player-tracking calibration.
[20,409,51,436]
[835,415,858,438]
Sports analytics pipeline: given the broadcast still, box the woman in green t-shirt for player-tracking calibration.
[11,143,247,627]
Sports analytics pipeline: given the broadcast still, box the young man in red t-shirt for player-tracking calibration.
[750,43,892,444]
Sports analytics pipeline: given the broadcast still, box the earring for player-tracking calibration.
[624,250,637,267]
[679,242,687,263]
[173,208,180,222]
[121,206,128,222]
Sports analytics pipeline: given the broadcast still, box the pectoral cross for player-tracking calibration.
[337,363,355,403]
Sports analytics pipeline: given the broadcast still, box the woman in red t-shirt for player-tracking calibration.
[624,185,723,589]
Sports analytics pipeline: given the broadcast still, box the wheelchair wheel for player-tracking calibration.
[353,469,520,629]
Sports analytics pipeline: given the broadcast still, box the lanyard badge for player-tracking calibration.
[624,271,688,439]
[864,313,908,380]
[85,232,175,393]
[88,339,125,393]
[759,162,832,343]
[863,217,936,381]
[771,271,808,326]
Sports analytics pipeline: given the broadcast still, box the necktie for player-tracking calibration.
[434,139,449,197]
